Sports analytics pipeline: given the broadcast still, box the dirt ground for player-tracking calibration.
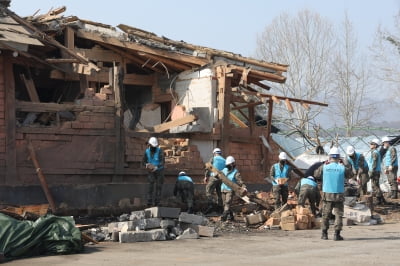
[5,218,400,266]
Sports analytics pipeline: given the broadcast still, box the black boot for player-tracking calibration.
[187,207,194,214]
[390,190,398,199]
[221,211,228,222]
[321,229,328,240]
[333,230,344,241]
[378,196,387,205]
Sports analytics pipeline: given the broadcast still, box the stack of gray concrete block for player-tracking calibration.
[107,207,215,243]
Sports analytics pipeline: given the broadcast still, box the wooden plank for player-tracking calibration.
[45,58,79,63]
[229,65,286,83]
[4,53,16,183]
[27,139,57,213]
[20,74,40,102]
[229,112,247,128]
[50,70,156,86]
[16,101,115,113]
[113,66,124,181]
[17,127,116,136]
[153,114,197,133]
[65,26,75,49]
[76,29,208,66]
[74,47,123,63]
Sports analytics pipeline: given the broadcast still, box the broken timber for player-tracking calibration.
[27,139,57,213]
[153,114,197,133]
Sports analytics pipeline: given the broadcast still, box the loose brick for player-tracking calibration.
[265,218,280,226]
[176,228,199,240]
[281,215,295,223]
[245,213,266,225]
[280,222,296,231]
[296,214,309,223]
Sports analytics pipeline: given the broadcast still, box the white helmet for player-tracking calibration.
[213,148,222,154]
[329,147,341,158]
[369,138,380,146]
[278,152,288,160]
[148,137,158,147]
[346,146,355,156]
[225,156,235,165]
[382,136,391,143]
[178,171,186,176]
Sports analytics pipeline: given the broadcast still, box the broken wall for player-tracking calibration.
[0,56,5,182]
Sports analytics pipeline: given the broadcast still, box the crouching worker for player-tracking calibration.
[295,176,321,216]
[173,171,194,214]
[221,156,247,222]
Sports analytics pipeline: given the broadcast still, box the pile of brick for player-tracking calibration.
[107,207,215,243]
[261,205,322,231]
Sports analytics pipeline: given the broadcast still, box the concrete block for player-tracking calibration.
[119,229,167,243]
[146,207,181,218]
[176,228,199,240]
[181,224,214,237]
[343,218,355,226]
[344,204,371,223]
[142,218,162,229]
[245,213,266,225]
[160,219,176,229]
[179,212,208,225]
[130,210,147,220]
[108,221,137,232]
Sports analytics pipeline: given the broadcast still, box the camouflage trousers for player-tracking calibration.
[272,185,288,209]
[322,200,344,231]
[175,181,194,209]
[147,169,164,205]
[206,176,222,207]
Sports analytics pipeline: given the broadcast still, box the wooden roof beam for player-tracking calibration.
[75,29,208,66]
[228,65,286,83]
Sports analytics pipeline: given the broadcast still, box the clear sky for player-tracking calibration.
[9,0,400,58]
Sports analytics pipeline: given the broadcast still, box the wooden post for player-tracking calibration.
[27,139,57,213]
[4,53,16,183]
[112,65,124,182]
[205,162,247,197]
[216,65,232,155]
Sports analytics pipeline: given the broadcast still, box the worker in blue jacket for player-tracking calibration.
[294,176,321,216]
[315,146,351,241]
[173,171,194,214]
[142,137,165,207]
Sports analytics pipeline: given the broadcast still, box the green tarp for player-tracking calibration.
[0,213,83,261]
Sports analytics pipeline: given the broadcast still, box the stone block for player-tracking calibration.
[296,206,311,215]
[176,228,199,240]
[146,207,181,219]
[280,210,294,218]
[119,229,167,243]
[142,218,162,229]
[181,224,214,237]
[344,204,371,223]
[245,213,266,225]
[179,212,208,225]
[160,219,176,229]
[130,210,147,220]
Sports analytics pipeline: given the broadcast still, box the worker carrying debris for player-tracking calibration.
[315,146,350,241]
[142,137,165,207]
[221,156,247,221]
[381,136,398,199]
[367,138,386,205]
[294,176,321,216]
[204,148,226,214]
[270,152,292,209]
[345,146,369,198]
[173,171,194,214]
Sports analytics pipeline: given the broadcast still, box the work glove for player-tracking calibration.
[389,166,393,171]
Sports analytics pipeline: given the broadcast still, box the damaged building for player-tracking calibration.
[0,4,326,213]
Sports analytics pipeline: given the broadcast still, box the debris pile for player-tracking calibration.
[105,207,215,243]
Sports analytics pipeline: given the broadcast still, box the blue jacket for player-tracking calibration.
[347,152,368,171]
[211,155,226,176]
[177,175,193,183]
[221,168,238,192]
[384,146,398,167]
[322,162,345,193]
[272,163,290,186]
[300,177,317,187]
[145,147,164,169]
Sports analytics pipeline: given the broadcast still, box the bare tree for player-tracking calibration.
[332,13,374,137]
[371,13,400,100]
[256,10,336,136]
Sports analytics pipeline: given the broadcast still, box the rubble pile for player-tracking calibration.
[104,207,215,243]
